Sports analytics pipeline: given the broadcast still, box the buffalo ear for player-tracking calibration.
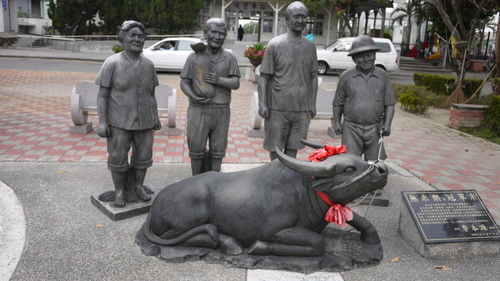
[276,147,337,177]
[300,139,324,149]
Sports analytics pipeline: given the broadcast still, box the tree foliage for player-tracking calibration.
[423,0,498,96]
[48,0,100,35]
[302,0,391,37]
[48,0,204,35]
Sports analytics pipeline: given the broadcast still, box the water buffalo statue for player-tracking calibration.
[137,140,388,265]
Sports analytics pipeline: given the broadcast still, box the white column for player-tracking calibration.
[323,5,333,45]
[267,2,287,37]
[221,0,234,22]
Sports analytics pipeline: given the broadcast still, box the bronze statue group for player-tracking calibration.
[94,1,393,270]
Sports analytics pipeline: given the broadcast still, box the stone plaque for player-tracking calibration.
[402,190,500,243]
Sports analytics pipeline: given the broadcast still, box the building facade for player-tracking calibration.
[1,0,52,34]
[197,0,339,46]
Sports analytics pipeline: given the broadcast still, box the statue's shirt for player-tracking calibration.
[333,67,395,124]
[96,53,159,130]
[260,33,318,112]
[180,48,240,105]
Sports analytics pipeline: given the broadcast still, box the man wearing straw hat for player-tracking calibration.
[333,35,395,161]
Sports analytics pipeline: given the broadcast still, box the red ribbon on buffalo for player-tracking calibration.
[308,144,352,227]
[308,145,347,162]
[317,191,353,228]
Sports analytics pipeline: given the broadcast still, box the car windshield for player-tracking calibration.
[324,40,351,52]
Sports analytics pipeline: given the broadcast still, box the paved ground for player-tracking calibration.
[1,49,499,280]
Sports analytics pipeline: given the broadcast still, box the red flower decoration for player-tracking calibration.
[308,145,347,162]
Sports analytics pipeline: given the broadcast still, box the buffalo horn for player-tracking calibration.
[300,139,324,149]
[276,148,336,177]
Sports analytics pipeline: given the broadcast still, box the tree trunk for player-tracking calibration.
[494,14,500,95]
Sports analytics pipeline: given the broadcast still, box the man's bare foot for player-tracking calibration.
[136,185,151,201]
[114,189,126,207]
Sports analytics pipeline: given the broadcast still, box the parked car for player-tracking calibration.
[142,37,202,71]
[316,37,399,75]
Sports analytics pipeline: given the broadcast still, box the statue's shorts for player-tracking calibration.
[342,121,387,161]
[106,126,154,172]
[187,103,230,160]
[263,110,311,152]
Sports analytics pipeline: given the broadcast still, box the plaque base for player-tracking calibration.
[399,198,500,259]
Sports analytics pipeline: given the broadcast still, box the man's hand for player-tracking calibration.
[381,125,391,136]
[259,103,269,118]
[203,72,219,85]
[310,108,316,119]
[97,123,110,138]
[334,122,342,135]
[154,119,162,131]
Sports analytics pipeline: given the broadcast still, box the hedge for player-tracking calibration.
[413,73,483,97]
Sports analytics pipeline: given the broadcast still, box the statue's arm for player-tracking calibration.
[97,86,111,138]
[181,78,210,103]
[207,74,240,90]
[151,87,161,131]
[332,105,343,135]
[258,73,271,118]
[381,105,394,136]
[311,71,318,118]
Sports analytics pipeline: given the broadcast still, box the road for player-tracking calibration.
[0,57,415,85]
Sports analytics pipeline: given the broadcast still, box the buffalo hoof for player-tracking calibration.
[360,227,381,244]
[247,240,269,255]
[219,235,243,255]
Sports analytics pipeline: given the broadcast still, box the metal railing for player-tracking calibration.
[14,35,84,51]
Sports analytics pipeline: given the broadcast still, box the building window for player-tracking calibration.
[197,0,212,24]
[263,19,273,33]
[312,13,324,36]
[314,22,323,36]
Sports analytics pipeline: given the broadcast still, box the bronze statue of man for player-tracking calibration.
[333,35,395,161]
[258,1,318,160]
[96,20,161,207]
[180,18,240,175]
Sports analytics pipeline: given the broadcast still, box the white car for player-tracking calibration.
[142,37,202,71]
[316,37,399,75]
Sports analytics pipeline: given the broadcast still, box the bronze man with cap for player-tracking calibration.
[332,35,395,161]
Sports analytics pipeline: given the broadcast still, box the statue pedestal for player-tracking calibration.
[91,187,158,221]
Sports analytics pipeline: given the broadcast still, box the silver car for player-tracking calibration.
[142,37,202,71]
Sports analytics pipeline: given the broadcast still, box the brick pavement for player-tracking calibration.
[1,69,499,220]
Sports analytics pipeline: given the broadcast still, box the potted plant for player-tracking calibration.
[112,44,125,53]
[244,43,266,67]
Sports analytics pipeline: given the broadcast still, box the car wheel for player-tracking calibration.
[375,65,386,72]
[318,61,328,75]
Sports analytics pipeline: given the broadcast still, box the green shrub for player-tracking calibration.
[481,95,500,136]
[426,93,449,108]
[413,73,483,98]
[392,83,414,100]
[112,44,125,53]
[398,85,429,113]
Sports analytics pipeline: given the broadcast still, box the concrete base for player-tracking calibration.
[248,128,265,138]
[398,198,500,259]
[327,127,341,139]
[69,122,93,134]
[91,187,158,221]
[352,189,390,207]
[163,127,182,136]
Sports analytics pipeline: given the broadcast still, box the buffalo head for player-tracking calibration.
[276,140,388,205]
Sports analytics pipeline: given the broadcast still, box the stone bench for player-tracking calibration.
[69,81,180,136]
[248,77,336,137]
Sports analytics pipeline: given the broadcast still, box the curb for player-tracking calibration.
[0,180,26,281]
